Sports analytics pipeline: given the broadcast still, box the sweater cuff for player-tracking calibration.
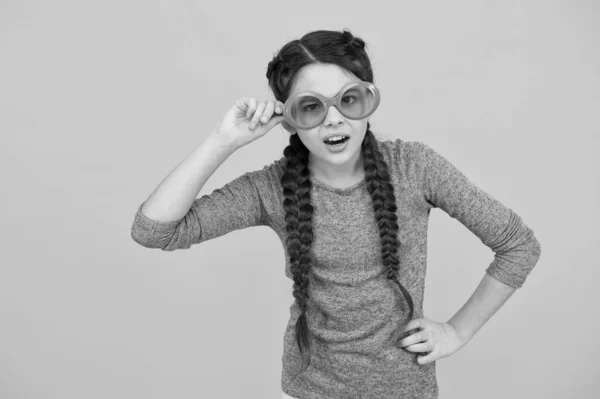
[134,201,182,232]
[484,265,523,289]
[484,235,541,289]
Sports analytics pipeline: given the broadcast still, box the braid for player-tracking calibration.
[267,28,415,389]
[281,127,415,387]
[281,133,314,386]
[362,126,415,321]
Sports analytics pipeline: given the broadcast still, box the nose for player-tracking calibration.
[323,104,344,126]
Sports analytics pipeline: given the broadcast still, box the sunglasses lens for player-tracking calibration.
[289,84,378,129]
[340,85,377,118]
[290,95,324,129]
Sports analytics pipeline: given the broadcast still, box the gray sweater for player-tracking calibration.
[131,138,542,399]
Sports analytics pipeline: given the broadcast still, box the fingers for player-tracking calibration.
[246,98,257,118]
[244,99,283,130]
[404,341,430,353]
[397,330,427,348]
[251,102,267,126]
[403,318,426,333]
[260,101,275,123]
[402,334,433,360]
[398,327,421,341]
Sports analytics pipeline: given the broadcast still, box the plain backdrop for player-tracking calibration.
[1,1,598,398]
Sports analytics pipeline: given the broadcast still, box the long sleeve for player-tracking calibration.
[130,162,282,251]
[412,141,542,288]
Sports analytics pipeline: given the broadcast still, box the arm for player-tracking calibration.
[399,271,519,363]
[447,272,517,341]
[130,132,276,251]
[415,141,542,289]
[416,140,542,333]
[140,132,237,223]
[397,141,542,363]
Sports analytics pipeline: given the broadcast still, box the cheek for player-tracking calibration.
[296,129,322,149]
[351,122,369,142]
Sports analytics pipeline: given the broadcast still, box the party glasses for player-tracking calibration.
[282,81,380,130]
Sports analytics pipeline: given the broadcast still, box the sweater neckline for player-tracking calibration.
[310,175,368,194]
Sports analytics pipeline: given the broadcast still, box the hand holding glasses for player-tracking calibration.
[212,81,380,150]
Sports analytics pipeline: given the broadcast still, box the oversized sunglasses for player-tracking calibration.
[282,81,380,130]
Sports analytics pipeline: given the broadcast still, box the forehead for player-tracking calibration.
[291,63,359,98]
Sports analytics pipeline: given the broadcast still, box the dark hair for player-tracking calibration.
[266,29,415,386]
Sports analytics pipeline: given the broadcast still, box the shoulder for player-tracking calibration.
[255,156,286,187]
[375,137,433,166]
[374,137,441,193]
[241,156,287,207]
[237,156,285,185]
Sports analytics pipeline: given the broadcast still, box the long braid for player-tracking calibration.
[281,128,415,386]
[362,126,415,320]
[281,133,314,385]
[266,28,415,388]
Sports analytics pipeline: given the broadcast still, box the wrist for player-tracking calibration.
[446,319,475,342]
[208,131,238,153]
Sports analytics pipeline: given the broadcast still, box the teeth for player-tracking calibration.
[325,135,345,142]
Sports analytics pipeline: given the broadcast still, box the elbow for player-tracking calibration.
[130,222,170,250]
[131,226,160,249]
[532,235,542,263]
[519,232,542,271]
[130,224,183,251]
[516,213,542,266]
[130,206,194,251]
[131,202,182,250]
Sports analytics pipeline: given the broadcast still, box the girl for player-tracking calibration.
[131,29,542,399]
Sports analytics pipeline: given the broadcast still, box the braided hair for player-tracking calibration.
[266,29,415,386]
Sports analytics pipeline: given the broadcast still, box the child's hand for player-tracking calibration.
[213,97,285,150]
[396,316,472,365]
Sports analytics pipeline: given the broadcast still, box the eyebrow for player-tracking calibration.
[294,82,353,98]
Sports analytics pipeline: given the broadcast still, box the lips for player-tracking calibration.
[323,133,350,143]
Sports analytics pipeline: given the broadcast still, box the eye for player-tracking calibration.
[303,103,320,112]
[342,95,357,104]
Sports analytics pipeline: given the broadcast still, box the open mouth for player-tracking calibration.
[324,136,350,145]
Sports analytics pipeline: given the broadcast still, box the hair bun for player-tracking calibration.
[342,29,365,50]
[342,30,354,45]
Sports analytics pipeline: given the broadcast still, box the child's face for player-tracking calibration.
[282,63,370,174]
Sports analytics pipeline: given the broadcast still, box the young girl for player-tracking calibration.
[131,29,541,399]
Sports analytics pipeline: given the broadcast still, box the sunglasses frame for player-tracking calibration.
[282,81,381,130]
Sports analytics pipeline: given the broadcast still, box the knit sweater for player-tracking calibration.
[130,138,542,399]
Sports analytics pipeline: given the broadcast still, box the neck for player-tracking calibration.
[309,151,365,182]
